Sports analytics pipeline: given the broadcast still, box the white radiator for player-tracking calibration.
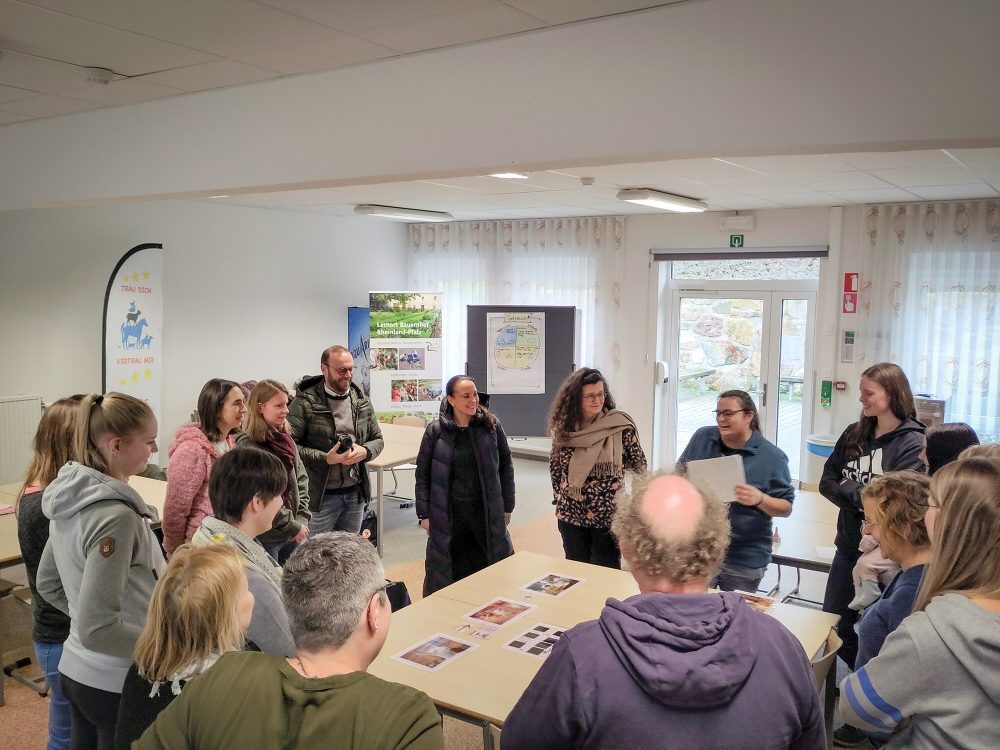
[0,395,43,485]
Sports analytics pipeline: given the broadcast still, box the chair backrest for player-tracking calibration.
[810,628,843,688]
[489,723,502,746]
[393,415,426,427]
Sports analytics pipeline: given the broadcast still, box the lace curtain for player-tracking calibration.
[408,217,626,386]
[860,200,1000,441]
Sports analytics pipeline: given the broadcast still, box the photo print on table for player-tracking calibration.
[463,597,536,627]
[504,623,566,659]
[735,591,778,614]
[392,633,477,672]
[519,573,583,598]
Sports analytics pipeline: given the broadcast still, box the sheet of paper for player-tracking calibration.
[684,454,746,503]
[816,546,837,561]
[504,623,566,659]
[392,633,478,672]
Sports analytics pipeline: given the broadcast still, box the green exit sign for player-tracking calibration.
[730,234,744,248]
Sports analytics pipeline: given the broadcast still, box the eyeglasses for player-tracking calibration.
[324,364,354,375]
[582,393,606,402]
[370,581,391,601]
[713,409,748,419]
[916,497,940,509]
[861,518,877,532]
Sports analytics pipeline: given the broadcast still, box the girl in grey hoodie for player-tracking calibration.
[840,456,1000,748]
[37,393,166,750]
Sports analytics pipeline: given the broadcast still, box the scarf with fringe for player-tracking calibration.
[561,410,636,500]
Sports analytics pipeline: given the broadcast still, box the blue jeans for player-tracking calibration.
[309,487,364,535]
[34,641,71,750]
[261,539,298,566]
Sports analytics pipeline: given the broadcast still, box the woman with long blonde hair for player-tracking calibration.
[840,457,1000,747]
[235,379,311,562]
[36,392,166,750]
[16,395,84,750]
[114,545,252,749]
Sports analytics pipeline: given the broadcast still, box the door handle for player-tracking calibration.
[761,382,768,408]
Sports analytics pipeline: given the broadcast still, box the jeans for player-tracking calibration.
[261,539,298,566]
[823,546,861,669]
[60,673,119,750]
[34,641,70,750]
[309,486,364,535]
[712,562,767,593]
[558,520,621,569]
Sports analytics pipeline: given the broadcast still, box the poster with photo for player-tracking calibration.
[504,623,566,659]
[519,573,583,598]
[486,311,545,394]
[347,306,372,395]
[392,634,477,672]
[462,597,536,627]
[369,292,443,423]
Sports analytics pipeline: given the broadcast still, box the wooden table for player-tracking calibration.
[367,422,425,557]
[371,552,839,749]
[0,476,166,569]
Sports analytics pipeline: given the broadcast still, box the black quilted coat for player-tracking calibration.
[415,403,515,595]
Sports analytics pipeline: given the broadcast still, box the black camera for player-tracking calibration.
[335,434,354,454]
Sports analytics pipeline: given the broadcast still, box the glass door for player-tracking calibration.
[667,290,816,479]
[673,293,769,458]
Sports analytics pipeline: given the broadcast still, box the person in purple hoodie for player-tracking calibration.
[501,471,824,750]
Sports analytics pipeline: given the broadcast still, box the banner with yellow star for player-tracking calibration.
[102,243,163,457]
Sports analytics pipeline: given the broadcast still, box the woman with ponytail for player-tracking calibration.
[36,392,166,750]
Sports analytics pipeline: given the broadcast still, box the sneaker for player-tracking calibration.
[833,724,868,747]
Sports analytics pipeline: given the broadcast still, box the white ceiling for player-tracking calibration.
[202,148,1000,220]
[0,0,681,125]
[2,1,997,219]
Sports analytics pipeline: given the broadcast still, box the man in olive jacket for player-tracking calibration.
[289,345,384,534]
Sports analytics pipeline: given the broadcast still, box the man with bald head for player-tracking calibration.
[502,472,824,750]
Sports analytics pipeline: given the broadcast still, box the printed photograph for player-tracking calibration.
[463,597,536,627]
[735,591,778,614]
[520,573,583,598]
[391,379,419,402]
[398,347,425,371]
[392,634,477,672]
[504,623,566,659]
[416,379,443,401]
[370,292,443,339]
[371,348,399,370]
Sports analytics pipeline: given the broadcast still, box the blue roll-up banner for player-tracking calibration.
[102,243,164,459]
[348,306,372,395]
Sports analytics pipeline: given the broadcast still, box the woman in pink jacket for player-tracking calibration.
[162,379,246,555]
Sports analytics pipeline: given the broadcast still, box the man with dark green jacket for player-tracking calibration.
[289,345,384,534]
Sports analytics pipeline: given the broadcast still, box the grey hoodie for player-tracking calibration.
[840,592,1000,748]
[37,462,166,693]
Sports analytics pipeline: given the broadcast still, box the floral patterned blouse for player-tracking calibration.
[550,427,647,528]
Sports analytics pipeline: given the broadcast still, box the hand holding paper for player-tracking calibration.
[684,455,746,503]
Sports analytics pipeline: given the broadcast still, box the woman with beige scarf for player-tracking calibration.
[548,368,647,568]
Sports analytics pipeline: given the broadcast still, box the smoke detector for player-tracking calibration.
[85,67,114,85]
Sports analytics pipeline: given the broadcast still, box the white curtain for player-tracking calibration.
[861,200,1000,441]
[408,217,626,386]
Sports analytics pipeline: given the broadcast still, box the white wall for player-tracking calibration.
[2,0,998,210]
[0,201,407,443]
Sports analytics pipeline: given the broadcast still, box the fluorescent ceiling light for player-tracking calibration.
[354,204,453,222]
[208,194,229,199]
[489,172,531,179]
[616,188,708,213]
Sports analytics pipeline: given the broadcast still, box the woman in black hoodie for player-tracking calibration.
[820,362,925,672]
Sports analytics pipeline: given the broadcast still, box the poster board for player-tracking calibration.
[467,305,577,437]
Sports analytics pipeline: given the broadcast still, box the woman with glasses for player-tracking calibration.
[840,457,1000,747]
[415,375,515,595]
[548,368,647,569]
[819,363,925,674]
[677,389,793,592]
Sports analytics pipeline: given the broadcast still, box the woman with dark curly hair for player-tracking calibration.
[415,375,515,595]
[548,367,646,568]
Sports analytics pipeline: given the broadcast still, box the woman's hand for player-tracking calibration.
[419,518,430,533]
[504,512,512,526]
[292,526,309,542]
[733,484,764,507]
